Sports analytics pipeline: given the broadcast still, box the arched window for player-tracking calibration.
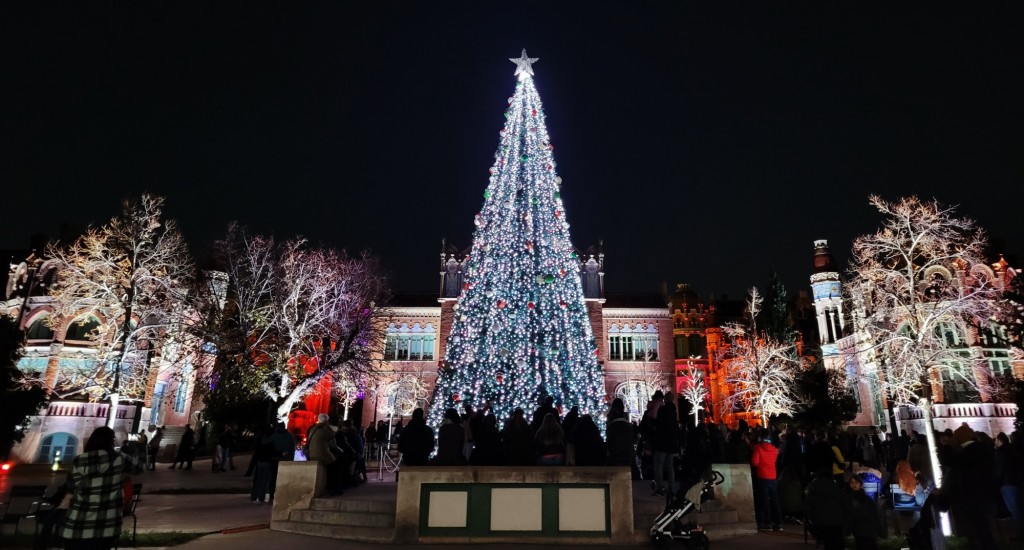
[26,315,54,342]
[38,432,78,464]
[613,380,662,421]
[378,375,429,417]
[65,316,101,343]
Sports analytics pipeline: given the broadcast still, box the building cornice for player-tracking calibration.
[385,306,442,318]
[602,308,671,319]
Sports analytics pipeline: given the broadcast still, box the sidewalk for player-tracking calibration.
[160,528,809,550]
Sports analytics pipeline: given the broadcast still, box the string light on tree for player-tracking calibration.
[428,51,606,427]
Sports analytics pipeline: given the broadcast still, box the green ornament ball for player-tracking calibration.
[483,190,491,199]
[553,191,561,200]
[520,154,529,162]
[544,274,555,284]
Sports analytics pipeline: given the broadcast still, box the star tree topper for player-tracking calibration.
[510,49,539,78]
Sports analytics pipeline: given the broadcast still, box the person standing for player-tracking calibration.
[133,430,148,474]
[501,408,536,466]
[433,408,469,466]
[217,425,235,472]
[751,428,783,531]
[805,468,850,550]
[847,473,882,550]
[534,413,566,466]
[59,426,126,550]
[146,426,163,471]
[169,425,195,470]
[606,398,635,469]
[651,392,679,497]
[306,414,341,495]
[398,408,435,466]
[263,422,295,501]
[571,415,607,467]
[530,396,559,434]
[994,432,1023,541]
[250,425,276,503]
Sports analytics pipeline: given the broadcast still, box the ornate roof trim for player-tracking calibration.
[602,308,671,319]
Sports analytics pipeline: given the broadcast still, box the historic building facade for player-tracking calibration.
[358,243,748,428]
[811,240,1022,436]
[4,253,206,464]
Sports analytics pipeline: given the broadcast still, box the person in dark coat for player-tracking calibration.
[169,425,195,470]
[469,413,504,465]
[502,408,536,466]
[804,468,850,550]
[432,408,468,466]
[530,396,559,433]
[846,473,882,550]
[994,432,1023,541]
[572,415,607,466]
[652,392,680,497]
[398,408,435,466]
[606,399,635,468]
[250,425,276,503]
[946,426,998,550]
[562,406,580,443]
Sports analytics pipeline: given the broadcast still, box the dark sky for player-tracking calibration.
[3,3,1022,299]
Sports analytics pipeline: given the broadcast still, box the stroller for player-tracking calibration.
[650,470,724,548]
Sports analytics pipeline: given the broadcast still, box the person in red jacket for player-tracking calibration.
[751,428,783,531]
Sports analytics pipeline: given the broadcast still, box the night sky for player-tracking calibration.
[3,3,1022,299]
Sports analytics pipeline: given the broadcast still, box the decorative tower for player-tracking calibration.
[810,240,844,345]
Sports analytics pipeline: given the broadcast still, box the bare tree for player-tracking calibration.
[847,195,1000,488]
[718,287,801,427]
[196,226,388,423]
[45,195,195,426]
[679,356,709,426]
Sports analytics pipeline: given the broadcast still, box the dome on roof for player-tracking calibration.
[672,283,701,311]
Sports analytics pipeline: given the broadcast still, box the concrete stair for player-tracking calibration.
[633,497,755,543]
[272,496,395,543]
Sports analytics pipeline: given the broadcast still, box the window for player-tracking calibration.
[938,353,978,403]
[151,381,166,424]
[174,365,192,413]
[613,380,661,421]
[934,321,963,347]
[65,316,101,343]
[985,350,1012,378]
[26,315,54,342]
[38,433,77,464]
[383,323,436,361]
[607,323,659,361]
[378,375,429,417]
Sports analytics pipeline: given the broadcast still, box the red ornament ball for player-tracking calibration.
[453,393,461,402]
[559,300,567,308]
[527,301,535,309]
[497,299,507,309]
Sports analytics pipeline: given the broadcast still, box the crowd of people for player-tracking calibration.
[736,421,1023,549]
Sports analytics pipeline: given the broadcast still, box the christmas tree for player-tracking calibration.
[428,50,606,427]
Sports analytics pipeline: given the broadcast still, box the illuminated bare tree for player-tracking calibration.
[847,195,1000,488]
[46,195,195,426]
[196,226,388,423]
[679,356,709,426]
[718,288,801,427]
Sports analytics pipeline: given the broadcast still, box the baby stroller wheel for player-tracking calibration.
[686,532,709,550]
[651,532,672,547]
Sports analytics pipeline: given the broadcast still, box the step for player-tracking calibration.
[634,509,739,528]
[271,519,394,543]
[633,498,726,515]
[309,497,396,514]
[634,521,757,544]
[290,509,395,528]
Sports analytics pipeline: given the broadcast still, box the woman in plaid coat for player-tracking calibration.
[60,426,126,550]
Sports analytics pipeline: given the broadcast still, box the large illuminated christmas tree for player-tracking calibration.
[428,51,606,427]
